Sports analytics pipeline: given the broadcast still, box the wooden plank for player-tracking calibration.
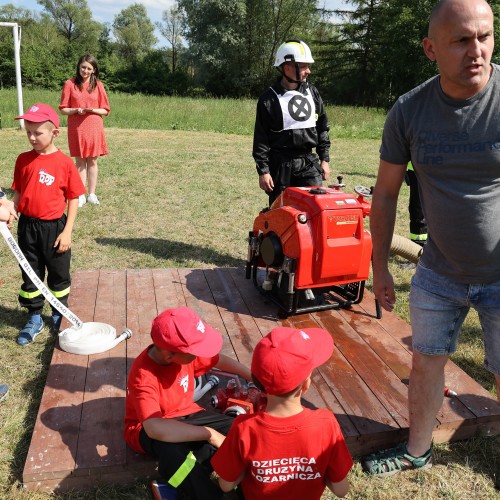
[23,270,100,483]
[152,268,185,312]
[334,306,476,426]
[23,268,500,492]
[124,269,161,469]
[353,290,500,441]
[76,270,128,474]
[23,464,160,493]
[358,291,500,409]
[203,268,264,367]
[178,268,235,358]
[228,267,281,335]
[126,269,159,361]
[284,312,402,450]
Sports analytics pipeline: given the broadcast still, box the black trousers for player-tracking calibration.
[139,411,235,500]
[17,214,71,315]
[268,152,323,205]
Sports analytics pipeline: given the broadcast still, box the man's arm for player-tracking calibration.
[253,95,274,194]
[370,159,407,311]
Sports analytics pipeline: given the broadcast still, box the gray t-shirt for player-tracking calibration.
[381,64,500,283]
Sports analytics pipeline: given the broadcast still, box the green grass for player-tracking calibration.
[0,88,386,139]
[0,93,498,499]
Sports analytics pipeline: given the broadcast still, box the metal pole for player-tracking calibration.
[13,24,24,129]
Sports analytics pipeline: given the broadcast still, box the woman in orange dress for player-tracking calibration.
[59,54,110,207]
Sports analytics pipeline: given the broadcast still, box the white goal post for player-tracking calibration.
[0,22,24,128]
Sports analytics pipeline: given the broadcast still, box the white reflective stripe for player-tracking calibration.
[0,222,83,328]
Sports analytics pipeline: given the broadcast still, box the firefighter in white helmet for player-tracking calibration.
[253,39,331,205]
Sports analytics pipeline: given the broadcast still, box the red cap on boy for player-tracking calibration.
[15,103,60,128]
[150,306,223,358]
[251,327,334,395]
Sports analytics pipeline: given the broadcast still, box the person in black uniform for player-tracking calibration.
[253,40,331,205]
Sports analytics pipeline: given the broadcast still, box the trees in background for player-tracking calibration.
[112,3,157,62]
[157,5,183,74]
[177,0,319,96]
[0,0,499,106]
[322,0,436,107]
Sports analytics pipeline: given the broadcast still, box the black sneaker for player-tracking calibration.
[362,443,432,477]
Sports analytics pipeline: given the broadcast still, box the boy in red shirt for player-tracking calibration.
[12,104,85,345]
[124,306,251,500]
[211,327,352,499]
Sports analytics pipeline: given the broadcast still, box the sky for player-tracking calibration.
[11,0,347,29]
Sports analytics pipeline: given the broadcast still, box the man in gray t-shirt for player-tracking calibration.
[363,0,500,478]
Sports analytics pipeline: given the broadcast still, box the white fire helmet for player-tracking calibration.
[274,40,315,67]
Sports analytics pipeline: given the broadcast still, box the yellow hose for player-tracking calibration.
[390,234,423,264]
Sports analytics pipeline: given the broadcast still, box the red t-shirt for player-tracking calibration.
[211,408,353,500]
[59,78,111,158]
[12,149,85,219]
[124,345,219,453]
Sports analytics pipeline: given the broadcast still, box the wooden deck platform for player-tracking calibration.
[23,268,500,493]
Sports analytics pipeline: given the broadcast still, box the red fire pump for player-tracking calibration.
[246,177,376,316]
[211,378,267,416]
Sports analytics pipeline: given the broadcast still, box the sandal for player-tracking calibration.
[361,442,432,477]
[17,318,44,346]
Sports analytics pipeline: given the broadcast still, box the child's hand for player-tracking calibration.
[54,230,72,253]
[206,427,225,448]
[0,199,18,229]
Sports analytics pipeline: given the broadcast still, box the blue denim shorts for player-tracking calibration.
[409,263,500,376]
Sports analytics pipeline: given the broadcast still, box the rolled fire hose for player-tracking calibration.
[0,221,132,355]
[390,234,423,264]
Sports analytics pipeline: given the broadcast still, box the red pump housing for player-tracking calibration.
[246,183,373,315]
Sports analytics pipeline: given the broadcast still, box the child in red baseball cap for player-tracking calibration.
[124,306,251,500]
[11,103,85,345]
[211,327,352,499]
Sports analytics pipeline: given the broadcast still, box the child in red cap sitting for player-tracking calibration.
[124,306,251,500]
[211,327,352,499]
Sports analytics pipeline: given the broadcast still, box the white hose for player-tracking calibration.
[193,374,219,402]
[0,221,83,328]
[59,326,132,355]
[0,221,132,355]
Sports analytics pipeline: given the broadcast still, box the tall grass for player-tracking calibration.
[0,88,386,139]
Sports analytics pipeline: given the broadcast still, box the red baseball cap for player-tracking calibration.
[251,327,334,395]
[15,103,60,128]
[150,307,223,357]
